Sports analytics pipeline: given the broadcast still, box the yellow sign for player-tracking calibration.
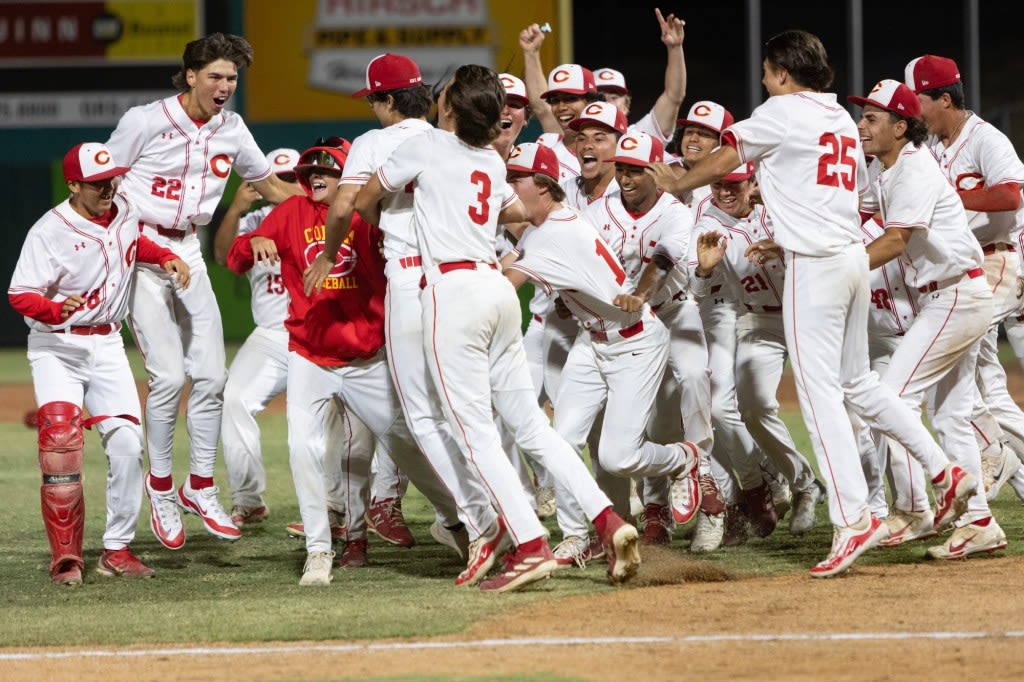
[245,0,561,122]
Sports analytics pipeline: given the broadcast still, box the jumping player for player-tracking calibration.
[9,142,190,584]
[355,67,642,592]
[659,30,976,576]
[105,33,300,549]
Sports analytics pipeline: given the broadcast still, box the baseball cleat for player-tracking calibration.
[980,440,1021,502]
[96,548,155,579]
[51,559,84,587]
[926,517,1007,560]
[430,520,469,561]
[230,503,269,527]
[669,442,702,524]
[740,481,777,538]
[690,510,725,553]
[365,497,415,548]
[641,504,673,546]
[879,508,936,547]
[178,482,241,541]
[722,504,749,547]
[338,538,369,568]
[809,512,888,578]
[455,518,510,587]
[145,474,185,550]
[478,542,558,593]
[299,551,335,586]
[789,481,824,535]
[286,509,346,541]
[534,485,557,519]
[932,465,977,532]
[599,513,641,585]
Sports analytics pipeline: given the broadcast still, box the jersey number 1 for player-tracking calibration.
[468,170,491,225]
[594,238,626,285]
[816,133,856,191]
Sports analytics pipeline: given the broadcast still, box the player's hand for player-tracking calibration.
[519,24,545,53]
[744,239,784,265]
[59,295,86,320]
[646,162,684,196]
[696,230,727,273]
[303,253,334,296]
[163,258,191,289]
[553,296,573,319]
[230,182,261,213]
[656,8,685,48]
[1016,275,1024,302]
[251,236,280,264]
[613,293,645,313]
[749,185,763,207]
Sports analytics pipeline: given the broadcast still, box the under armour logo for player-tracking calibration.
[74,242,87,251]
[714,298,725,304]
[160,132,175,140]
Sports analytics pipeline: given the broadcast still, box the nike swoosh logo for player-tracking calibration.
[631,352,642,356]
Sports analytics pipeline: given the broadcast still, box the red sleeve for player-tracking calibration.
[136,235,180,267]
[957,182,1023,213]
[8,292,64,325]
[226,233,256,274]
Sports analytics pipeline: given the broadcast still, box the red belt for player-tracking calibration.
[918,267,984,294]
[397,255,422,269]
[982,243,1015,255]
[419,261,498,289]
[52,322,121,336]
[142,221,193,239]
[744,303,782,313]
[533,314,543,323]
[590,319,644,343]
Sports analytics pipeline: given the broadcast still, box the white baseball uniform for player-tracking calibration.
[691,203,818,497]
[507,206,696,541]
[106,94,272,482]
[537,132,581,182]
[342,118,499,540]
[726,91,953,528]
[865,146,993,519]
[9,191,170,550]
[924,113,1024,465]
[378,128,616,547]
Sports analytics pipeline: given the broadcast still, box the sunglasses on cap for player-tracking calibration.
[298,150,341,170]
[315,136,347,148]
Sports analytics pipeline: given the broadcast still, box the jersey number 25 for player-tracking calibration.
[816,133,856,191]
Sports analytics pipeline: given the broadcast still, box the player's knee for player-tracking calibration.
[191,369,228,399]
[102,423,144,460]
[148,370,188,397]
[37,401,85,476]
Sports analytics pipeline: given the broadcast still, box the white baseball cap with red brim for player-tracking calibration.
[540,64,597,99]
[507,142,560,182]
[594,67,628,95]
[676,100,735,135]
[567,101,628,135]
[607,131,664,167]
[499,73,529,107]
[848,79,922,118]
[63,142,129,182]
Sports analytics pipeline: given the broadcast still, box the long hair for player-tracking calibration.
[171,33,254,91]
[445,65,505,147]
[763,30,834,91]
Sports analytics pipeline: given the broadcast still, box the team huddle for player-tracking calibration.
[11,14,1024,591]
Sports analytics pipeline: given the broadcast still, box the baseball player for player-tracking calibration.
[689,163,824,536]
[229,142,466,581]
[852,79,1005,557]
[213,147,300,526]
[355,67,642,592]
[9,142,190,584]
[104,33,301,549]
[905,55,1024,499]
[304,54,510,586]
[659,30,976,576]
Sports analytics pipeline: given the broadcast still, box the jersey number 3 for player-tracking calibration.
[468,170,491,225]
[816,133,856,191]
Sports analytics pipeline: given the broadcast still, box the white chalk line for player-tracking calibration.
[2,630,1024,662]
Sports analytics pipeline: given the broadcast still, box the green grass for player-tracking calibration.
[0,348,1022,649]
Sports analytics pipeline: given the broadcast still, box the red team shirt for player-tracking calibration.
[226,196,386,367]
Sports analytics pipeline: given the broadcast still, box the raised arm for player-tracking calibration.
[250,172,304,205]
[519,24,560,135]
[649,8,687,138]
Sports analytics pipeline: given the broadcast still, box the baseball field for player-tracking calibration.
[1,345,1022,681]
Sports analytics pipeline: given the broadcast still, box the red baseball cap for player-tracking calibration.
[63,142,129,183]
[540,64,597,99]
[507,142,559,182]
[594,68,629,95]
[904,55,960,94]
[676,100,735,135]
[848,79,922,119]
[351,53,423,98]
[567,101,628,135]
[607,132,664,167]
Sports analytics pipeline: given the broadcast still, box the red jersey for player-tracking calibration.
[227,195,386,367]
